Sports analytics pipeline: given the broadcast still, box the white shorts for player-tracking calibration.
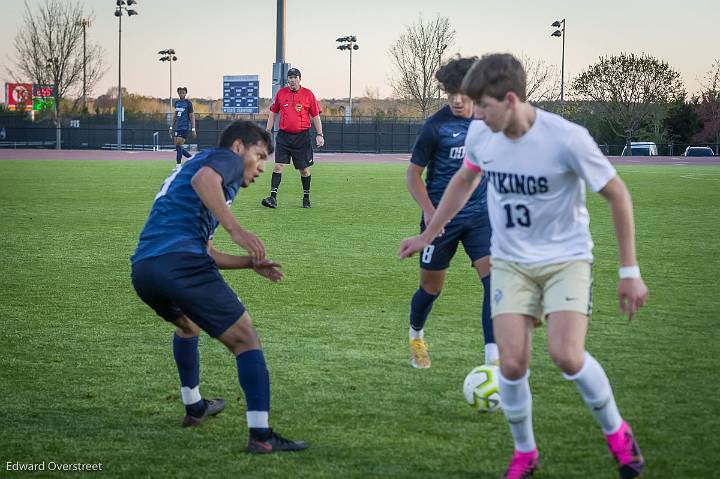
[491,258,593,324]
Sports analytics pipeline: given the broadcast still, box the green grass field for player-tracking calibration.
[1,159,719,478]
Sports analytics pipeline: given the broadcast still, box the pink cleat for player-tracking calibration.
[606,421,645,478]
[501,449,539,479]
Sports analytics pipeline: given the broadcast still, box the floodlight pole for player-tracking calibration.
[117,11,122,150]
[83,21,87,111]
[275,0,285,68]
[348,44,353,118]
[158,49,177,124]
[271,0,288,132]
[116,2,138,150]
[75,18,90,109]
[77,19,90,112]
[551,19,566,117]
[336,36,359,121]
[47,57,61,150]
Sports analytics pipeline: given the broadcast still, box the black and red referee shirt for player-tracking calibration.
[269,86,321,134]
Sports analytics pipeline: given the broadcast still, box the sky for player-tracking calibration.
[0,0,717,101]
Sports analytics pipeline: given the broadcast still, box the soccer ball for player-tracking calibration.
[463,364,501,413]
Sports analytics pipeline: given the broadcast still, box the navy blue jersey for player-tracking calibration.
[132,148,244,263]
[174,99,194,131]
[410,105,487,220]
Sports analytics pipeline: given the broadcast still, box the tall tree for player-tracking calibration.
[694,59,720,153]
[518,53,560,103]
[7,0,106,115]
[664,100,702,146]
[572,52,685,147]
[388,15,455,117]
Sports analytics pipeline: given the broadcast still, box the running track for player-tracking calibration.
[1,149,719,165]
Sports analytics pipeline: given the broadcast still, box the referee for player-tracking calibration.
[262,68,324,209]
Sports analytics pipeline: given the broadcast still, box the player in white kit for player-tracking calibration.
[398,54,648,479]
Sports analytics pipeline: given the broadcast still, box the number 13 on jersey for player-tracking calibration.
[504,204,531,228]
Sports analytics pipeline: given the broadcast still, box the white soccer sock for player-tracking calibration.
[180,386,201,405]
[409,327,424,340]
[563,352,623,435]
[246,411,269,429]
[499,371,536,452]
[485,343,499,365]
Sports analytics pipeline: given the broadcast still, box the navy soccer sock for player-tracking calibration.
[175,145,182,164]
[409,287,440,333]
[270,172,282,198]
[481,276,495,344]
[301,175,311,198]
[172,334,205,417]
[181,147,192,158]
[236,349,271,435]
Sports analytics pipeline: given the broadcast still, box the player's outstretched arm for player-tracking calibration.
[207,241,283,282]
[599,176,649,320]
[191,166,266,260]
[398,166,481,259]
[406,163,443,236]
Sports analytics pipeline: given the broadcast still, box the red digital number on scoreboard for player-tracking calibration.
[33,85,55,98]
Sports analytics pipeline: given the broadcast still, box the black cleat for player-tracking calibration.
[261,196,277,209]
[302,197,311,208]
[245,429,308,454]
[181,398,225,428]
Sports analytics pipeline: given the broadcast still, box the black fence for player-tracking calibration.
[0,115,425,153]
[0,114,717,156]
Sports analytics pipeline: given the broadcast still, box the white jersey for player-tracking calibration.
[463,108,616,265]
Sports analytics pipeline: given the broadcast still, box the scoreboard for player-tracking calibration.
[223,75,259,114]
[32,84,56,111]
[4,83,56,111]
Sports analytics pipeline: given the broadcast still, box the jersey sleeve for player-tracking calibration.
[308,90,321,117]
[187,101,194,114]
[206,150,244,187]
[409,121,437,167]
[462,120,484,173]
[567,127,617,192]
[269,91,281,113]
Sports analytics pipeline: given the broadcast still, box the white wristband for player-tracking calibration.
[619,266,641,279]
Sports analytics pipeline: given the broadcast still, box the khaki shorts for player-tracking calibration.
[490,258,593,324]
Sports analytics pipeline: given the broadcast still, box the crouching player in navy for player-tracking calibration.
[405,56,498,369]
[131,121,307,454]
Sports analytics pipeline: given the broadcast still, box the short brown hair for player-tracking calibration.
[435,56,478,94]
[461,53,527,102]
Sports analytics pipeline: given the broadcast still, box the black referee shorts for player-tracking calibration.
[275,130,314,170]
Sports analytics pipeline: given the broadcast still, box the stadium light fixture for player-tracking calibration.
[115,0,139,150]
[158,49,178,119]
[335,34,359,121]
[550,18,566,117]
